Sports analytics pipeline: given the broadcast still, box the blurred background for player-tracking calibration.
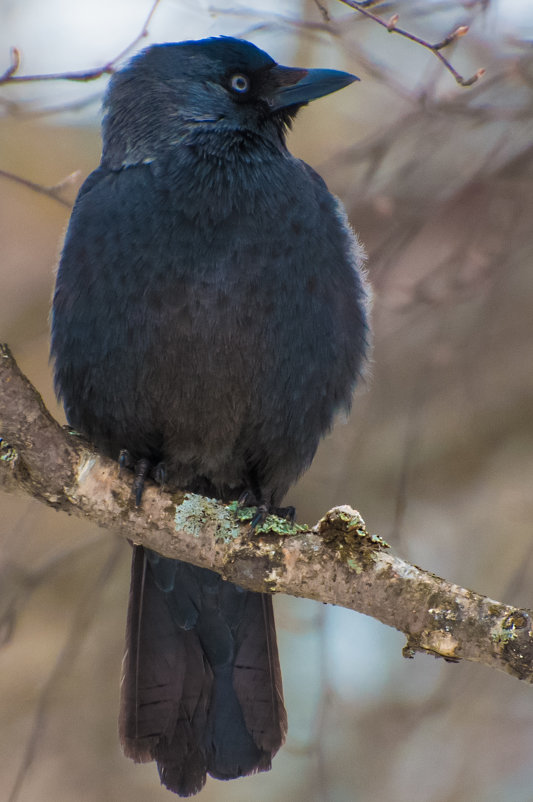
[1,1,533,800]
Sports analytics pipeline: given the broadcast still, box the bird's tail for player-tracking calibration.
[119,546,287,797]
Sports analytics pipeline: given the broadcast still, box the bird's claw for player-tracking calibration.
[239,493,296,528]
[132,458,151,507]
[118,452,166,506]
[119,448,133,471]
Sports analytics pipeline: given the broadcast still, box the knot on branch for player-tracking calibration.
[315,505,389,574]
[493,610,533,682]
[316,505,389,550]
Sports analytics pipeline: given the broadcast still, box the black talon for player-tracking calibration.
[238,489,255,507]
[132,458,151,506]
[273,505,296,522]
[250,503,269,529]
[119,448,133,471]
[118,451,161,505]
[240,483,296,527]
[153,462,167,491]
[250,504,296,528]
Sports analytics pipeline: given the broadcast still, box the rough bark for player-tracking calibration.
[1,342,532,683]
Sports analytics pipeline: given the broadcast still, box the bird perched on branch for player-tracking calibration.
[51,36,369,797]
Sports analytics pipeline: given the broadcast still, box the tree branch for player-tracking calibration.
[0,168,78,207]
[0,0,162,86]
[0,1,483,92]
[1,343,532,683]
[336,0,485,86]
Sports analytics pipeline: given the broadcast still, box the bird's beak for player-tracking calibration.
[268,65,359,111]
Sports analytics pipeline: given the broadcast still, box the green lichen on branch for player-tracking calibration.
[0,437,17,463]
[316,505,389,549]
[173,495,308,545]
[226,500,308,535]
[315,505,389,572]
[173,492,240,543]
[492,610,530,645]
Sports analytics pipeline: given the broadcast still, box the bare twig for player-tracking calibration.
[313,0,332,23]
[7,541,122,802]
[0,0,482,95]
[1,343,533,684]
[335,0,485,86]
[0,168,79,207]
[0,537,107,646]
[0,47,21,82]
[0,0,162,86]
[0,90,103,119]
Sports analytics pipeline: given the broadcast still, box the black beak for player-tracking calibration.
[269,65,359,111]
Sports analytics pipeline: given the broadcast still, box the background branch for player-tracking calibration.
[0,0,162,86]
[0,168,77,207]
[337,0,485,86]
[1,343,532,685]
[0,0,480,90]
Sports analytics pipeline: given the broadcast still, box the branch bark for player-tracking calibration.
[1,343,532,683]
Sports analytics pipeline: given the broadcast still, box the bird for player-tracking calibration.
[50,36,369,797]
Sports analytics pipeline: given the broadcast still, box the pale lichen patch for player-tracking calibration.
[423,630,460,659]
[174,493,238,543]
[76,453,98,483]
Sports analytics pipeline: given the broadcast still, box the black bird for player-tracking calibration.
[51,37,369,797]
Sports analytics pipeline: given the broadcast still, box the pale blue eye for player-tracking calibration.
[230,74,250,93]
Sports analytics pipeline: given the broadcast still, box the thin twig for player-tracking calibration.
[0,0,162,86]
[313,0,332,22]
[0,90,103,118]
[0,168,79,207]
[7,541,122,802]
[0,47,20,82]
[0,536,107,646]
[336,0,485,86]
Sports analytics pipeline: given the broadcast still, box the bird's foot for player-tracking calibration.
[153,462,167,491]
[118,451,166,506]
[132,458,151,507]
[238,489,255,507]
[238,491,295,528]
[250,503,269,529]
[273,505,296,522]
[118,448,133,471]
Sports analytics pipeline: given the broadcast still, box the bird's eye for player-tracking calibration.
[230,74,250,94]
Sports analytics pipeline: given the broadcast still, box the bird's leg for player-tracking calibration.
[132,458,151,506]
[250,504,296,527]
[238,488,268,527]
[239,489,296,527]
[250,503,270,529]
[238,489,255,507]
[272,505,296,522]
[153,462,167,493]
[118,448,133,472]
[118,452,166,505]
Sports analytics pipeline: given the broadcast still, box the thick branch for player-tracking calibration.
[1,343,532,683]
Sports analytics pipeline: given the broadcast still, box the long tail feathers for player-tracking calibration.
[119,546,286,797]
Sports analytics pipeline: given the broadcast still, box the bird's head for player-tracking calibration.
[102,37,358,168]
